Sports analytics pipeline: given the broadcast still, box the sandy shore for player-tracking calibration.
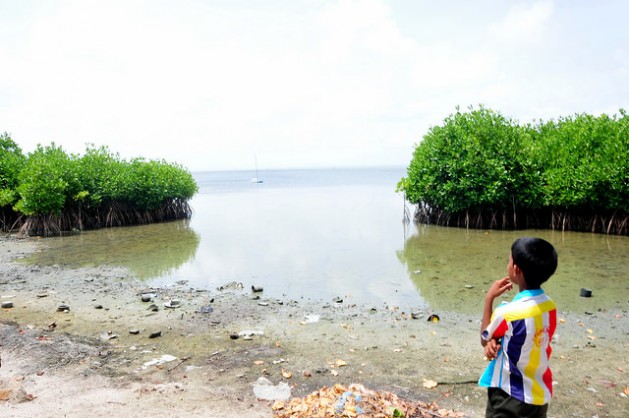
[1,236,627,417]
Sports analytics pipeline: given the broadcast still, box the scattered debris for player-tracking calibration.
[142,354,177,369]
[253,377,291,401]
[427,314,440,323]
[271,383,463,417]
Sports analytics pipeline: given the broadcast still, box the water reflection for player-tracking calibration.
[17,168,629,314]
[398,225,629,314]
[21,220,200,279]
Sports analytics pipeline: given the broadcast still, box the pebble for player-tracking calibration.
[251,285,264,292]
[129,329,140,335]
[94,304,103,309]
[1,301,14,309]
[149,331,162,339]
[147,304,159,312]
[141,294,152,302]
[57,304,70,312]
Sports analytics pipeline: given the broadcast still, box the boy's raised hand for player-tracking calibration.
[486,277,513,301]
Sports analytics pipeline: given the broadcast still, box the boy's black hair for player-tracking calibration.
[511,237,558,289]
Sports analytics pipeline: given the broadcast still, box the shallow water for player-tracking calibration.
[20,167,629,314]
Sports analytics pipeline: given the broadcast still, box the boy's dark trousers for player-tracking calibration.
[486,388,548,418]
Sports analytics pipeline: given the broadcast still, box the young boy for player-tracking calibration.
[479,237,558,418]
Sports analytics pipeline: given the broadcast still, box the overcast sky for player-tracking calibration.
[1,0,627,171]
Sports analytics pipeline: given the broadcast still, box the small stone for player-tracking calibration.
[141,294,152,302]
[164,300,181,309]
[1,301,13,309]
[229,333,239,340]
[94,304,103,309]
[57,304,70,312]
[149,331,162,339]
[129,329,140,335]
[147,304,159,312]
[251,285,264,292]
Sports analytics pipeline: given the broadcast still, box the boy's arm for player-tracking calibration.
[480,277,512,347]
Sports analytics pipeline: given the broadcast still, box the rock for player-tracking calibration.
[580,288,592,297]
[129,329,140,335]
[1,301,13,309]
[196,305,214,314]
[164,300,181,309]
[229,333,240,340]
[141,294,152,302]
[251,285,264,292]
[411,312,423,320]
[94,304,103,309]
[57,304,70,312]
[149,331,162,339]
[147,304,159,312]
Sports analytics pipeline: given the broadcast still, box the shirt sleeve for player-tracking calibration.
[482,311,508,341]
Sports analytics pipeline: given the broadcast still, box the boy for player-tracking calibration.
[479,237,558,418]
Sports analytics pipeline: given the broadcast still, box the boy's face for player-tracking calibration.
[507,254,526,289]
[507,254,516,282]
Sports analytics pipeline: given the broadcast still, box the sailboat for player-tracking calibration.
[251,154,263,183]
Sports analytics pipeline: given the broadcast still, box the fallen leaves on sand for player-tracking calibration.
[271,383,463,417]
[624,386,629,396]
[0,389,11,401]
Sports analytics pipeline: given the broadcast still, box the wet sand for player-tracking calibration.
[1,237,628,417]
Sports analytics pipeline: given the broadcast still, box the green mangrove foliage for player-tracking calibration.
[0,134,198,236]
[398,107,628,235]
[0,133,26,229]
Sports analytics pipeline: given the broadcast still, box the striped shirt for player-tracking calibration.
[479,289,557,405]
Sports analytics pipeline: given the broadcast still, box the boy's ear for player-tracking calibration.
[513,263,523,276]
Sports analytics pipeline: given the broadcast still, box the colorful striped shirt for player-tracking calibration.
[479,289,557,405]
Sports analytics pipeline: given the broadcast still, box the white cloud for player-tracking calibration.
[490,0,554,44]
[0,0,627,170]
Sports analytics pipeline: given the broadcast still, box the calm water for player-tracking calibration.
[21,167,629,314]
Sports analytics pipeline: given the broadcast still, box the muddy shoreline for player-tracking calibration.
[1,236,628,417]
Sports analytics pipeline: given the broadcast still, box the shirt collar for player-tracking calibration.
[512,288,544,301]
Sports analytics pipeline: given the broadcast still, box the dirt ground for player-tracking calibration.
[1,236,628,417]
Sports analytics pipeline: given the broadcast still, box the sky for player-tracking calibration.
[1,0,628,172]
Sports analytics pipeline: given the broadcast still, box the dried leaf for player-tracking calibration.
[624,387,629,396]
[281,368,292,379]
[335,359,348,367]
[253,360,265,366]
[0,389,12,401]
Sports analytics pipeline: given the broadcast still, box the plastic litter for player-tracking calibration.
[253,377,291,401]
